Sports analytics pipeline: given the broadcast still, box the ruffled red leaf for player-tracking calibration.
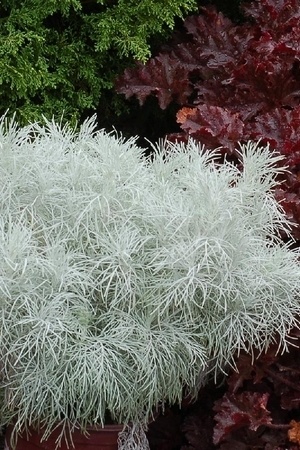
[226,347,279,395]
[176,105,244,152]
[243,0,300,36]
[213,392,272,445]
[115,54,191,109]
[182,9,238,74]
[247,107,300,164]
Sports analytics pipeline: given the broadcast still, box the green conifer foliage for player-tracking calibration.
[0,0,197,125]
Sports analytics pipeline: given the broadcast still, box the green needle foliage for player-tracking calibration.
[0,0,197,126]
[0,115,300,444]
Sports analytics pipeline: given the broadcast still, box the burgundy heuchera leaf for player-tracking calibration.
[247,107,300,164]
[243,0,300,36]
[213,392,272,445]
[177,105,244,152]
[115,54,192,109]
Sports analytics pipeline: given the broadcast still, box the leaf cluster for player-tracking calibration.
[1,117,300,442]
[211,342,300,449]
[116,0,300,237]
[148,333,300,449]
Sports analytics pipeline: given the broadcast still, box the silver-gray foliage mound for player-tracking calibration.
[0,116,300,436]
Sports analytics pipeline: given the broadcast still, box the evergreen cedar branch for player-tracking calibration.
[0,0,197,125]
[116,0,300,238]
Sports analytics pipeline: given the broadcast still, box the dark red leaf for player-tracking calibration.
[213,392,272,445]
[176,105,244,152]
[182,9,238,73]
[247,107,300,163]
[115,54,192,109]
[243,0,300,37]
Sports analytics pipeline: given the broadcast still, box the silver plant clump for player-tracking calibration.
[0,115,300,447]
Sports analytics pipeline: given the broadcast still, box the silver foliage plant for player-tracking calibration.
[0,115,300,442]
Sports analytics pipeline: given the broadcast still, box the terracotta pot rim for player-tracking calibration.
[5,421,124,449]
